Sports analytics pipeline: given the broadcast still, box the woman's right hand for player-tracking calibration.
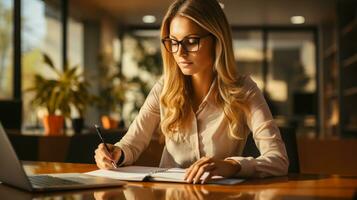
[94,143,122,169]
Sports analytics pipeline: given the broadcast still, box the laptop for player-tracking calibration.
[0,122,125,192]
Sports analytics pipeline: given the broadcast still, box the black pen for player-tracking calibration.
[94,124,117,168]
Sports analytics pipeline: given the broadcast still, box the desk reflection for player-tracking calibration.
[92,185,277,200]
[0,181,278,200]
[94,186,158,200]
[2,181,355,200]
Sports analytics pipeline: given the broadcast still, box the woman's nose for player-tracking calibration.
[176,43,188,56]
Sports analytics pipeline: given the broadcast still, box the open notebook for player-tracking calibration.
[86,166,244,185]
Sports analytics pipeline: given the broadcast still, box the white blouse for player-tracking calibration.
[115,76,289,178]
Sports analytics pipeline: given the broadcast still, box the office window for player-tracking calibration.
[121,29,162,124]
[68,17,83,68]
[266,32,316,131]
[0,0,13,100]
[21,0,62,128]
[232,31,264,89]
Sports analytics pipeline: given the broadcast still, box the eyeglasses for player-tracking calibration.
[161,34,211,53]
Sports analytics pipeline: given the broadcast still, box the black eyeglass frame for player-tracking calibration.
[161,34,212,53]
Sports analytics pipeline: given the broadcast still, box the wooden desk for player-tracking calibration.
[1,162,357,200]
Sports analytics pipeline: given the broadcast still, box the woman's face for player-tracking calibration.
[169,16,215,77]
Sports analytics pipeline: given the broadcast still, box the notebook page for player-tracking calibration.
[151,168,244,185]
[86,166,244,184]
[150,168,208,182]
[85,166,167,181]
[151,170,186,182]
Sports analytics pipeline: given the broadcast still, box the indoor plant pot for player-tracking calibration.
[43,115,64,135]
[101,115,118,129]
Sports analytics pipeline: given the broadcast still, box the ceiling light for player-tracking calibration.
[142,15,156,24]
[290,16,305,24]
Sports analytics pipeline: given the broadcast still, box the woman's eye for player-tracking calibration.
[170,40,178,45]
[187,38,199,44]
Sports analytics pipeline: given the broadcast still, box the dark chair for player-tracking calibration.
[66,131,124,164]
[0,100,22,130]
[9,134,70,162]
[8,134,39,161]
[242,126,300,173]
[7,128,124,163]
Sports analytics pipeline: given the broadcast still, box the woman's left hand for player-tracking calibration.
[184,157,241,184]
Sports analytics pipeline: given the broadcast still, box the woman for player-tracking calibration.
[94,0,288,184]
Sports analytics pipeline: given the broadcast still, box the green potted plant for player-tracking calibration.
[98,72,130,129]
[27,53,92,135]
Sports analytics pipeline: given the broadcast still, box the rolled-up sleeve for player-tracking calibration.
[226,77,289,178]
[115,80,162,166]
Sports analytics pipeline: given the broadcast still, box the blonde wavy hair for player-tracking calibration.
[160,0,251,139]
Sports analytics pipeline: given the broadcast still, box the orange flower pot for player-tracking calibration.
[101,115,118,129]
[43,115,64,136]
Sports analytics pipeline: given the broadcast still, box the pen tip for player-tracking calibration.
[94,124,100,128]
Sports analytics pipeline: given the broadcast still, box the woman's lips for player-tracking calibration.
[178,61,193,67]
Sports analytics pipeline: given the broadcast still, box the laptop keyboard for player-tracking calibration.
[29,175,83,187]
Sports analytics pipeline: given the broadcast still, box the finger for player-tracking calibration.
[95,146,115,165]
[99,151,114,164]
[94,148,101,158]
[98,146,115,161]
[201,172,213,184]
[193,163,215,184]
[95,159,101,169]
[94,154,102,167]
[99,158,114,169]
[194,157,212,166]
[96,161,107,169]
[186,157,213,183]
[97,153,115,169]
[185,157,211,179]
[98,143,113,160]
[192,163,210,184]
[185,157,211,180]
[94,152,98,163]
[103,162,113,169]
[184,165,193,180]
[186,164,200,183]
[95,155,108,169]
